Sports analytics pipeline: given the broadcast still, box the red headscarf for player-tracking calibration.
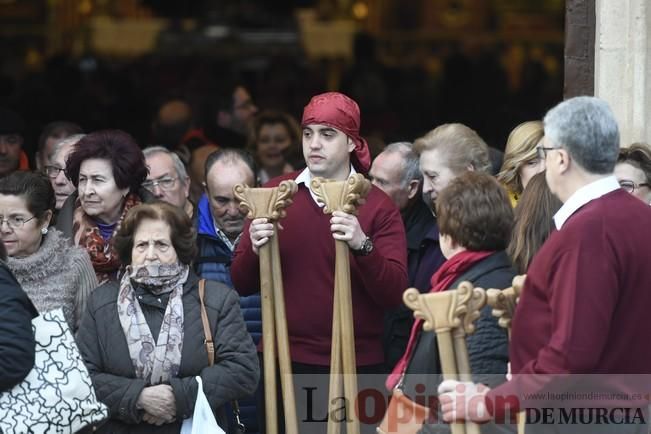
[301,92,372,173]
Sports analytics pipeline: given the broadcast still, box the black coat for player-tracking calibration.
[76,270,260,433]
[384,200,442,370]
[0,262,38,391]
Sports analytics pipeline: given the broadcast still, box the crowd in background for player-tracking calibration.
[1,75,650,434]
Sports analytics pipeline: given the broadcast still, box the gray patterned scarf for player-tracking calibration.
[117,262,189,385]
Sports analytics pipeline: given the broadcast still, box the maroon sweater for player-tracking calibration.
[231,172,408,366]
[487,189,651,416]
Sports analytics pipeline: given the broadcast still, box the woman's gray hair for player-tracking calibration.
[383,141,422,188]
[543,96,620,174]
[143,146,189,184]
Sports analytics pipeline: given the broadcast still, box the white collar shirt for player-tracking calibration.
[294,165,357,207]
[553,175,620,230]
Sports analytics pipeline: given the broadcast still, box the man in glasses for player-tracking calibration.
[142,146,193,217]
[46,134,85,211]
[440,96,651,432]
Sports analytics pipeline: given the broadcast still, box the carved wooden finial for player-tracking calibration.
[403,288,461,333]
[309,173,371,215]
[454,281,487,335]
[512,274,526,299]
[233,180,298,221]
[486,286,518,330]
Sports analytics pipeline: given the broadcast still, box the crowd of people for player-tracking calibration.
[0,86,650,434]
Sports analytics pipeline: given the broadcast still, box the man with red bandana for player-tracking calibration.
[231,92,408,433]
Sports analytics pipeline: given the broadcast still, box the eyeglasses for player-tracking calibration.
[536,145,560,160]
[142,177,177,191]
[44,165,66,179]
[619,179,650,193]
[0,215,36,229]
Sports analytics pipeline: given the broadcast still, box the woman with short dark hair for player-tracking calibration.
[247,110,304,184]
[77,201,259,433]
[386,172,515,433]
[0,171,97,330]
[56,129,152,283]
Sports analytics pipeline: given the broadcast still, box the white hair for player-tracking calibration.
[143,146,189,183]
[544,96,619,174]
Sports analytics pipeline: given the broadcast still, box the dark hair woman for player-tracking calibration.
[507,172,562,273]
[0,171,97,331]
[56,130,153,283]
[386,172,515,433]
[77,201,259,433]
[247,110,304,184]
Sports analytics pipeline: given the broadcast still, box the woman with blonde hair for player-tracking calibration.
[497,120,545,205]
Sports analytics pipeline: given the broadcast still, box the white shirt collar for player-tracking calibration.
[295,165,357,206]
[553,175,620,230]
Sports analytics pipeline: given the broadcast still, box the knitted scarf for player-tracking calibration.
[386,250,494,390]
[117,262,189,385]
[73,193,140,284]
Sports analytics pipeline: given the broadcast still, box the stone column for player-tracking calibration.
[594,0,651,146]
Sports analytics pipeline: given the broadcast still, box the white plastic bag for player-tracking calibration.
[181,376,225,434]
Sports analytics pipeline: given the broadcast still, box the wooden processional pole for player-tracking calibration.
[487,275,526,434]
[309,174,371,434]
[234,180,299,434]
[403,283,488,434]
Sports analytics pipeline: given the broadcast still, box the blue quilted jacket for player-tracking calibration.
[194,194,262,434]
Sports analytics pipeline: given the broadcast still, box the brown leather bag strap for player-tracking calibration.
[197,279,245,432]
[198,279,215,367]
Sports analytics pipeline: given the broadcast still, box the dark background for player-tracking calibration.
[0,0,565,161]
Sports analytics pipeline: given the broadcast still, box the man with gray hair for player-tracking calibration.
[46,134,85,210]
[142,146,193,217]
[370,142,443,369]
[439,96,651,432]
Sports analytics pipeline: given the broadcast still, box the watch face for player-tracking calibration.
[362,237,373,254]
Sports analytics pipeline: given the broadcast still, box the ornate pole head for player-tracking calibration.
[486,286,518,330]
[233,180,298,221]
[309,173,371,215]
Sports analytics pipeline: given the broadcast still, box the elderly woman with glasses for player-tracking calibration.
[0,171,97,331]
[56,130,155,284]
[77,201,258,433]
[615,142,651,205]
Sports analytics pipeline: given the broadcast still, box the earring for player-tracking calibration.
[41,227,48,235]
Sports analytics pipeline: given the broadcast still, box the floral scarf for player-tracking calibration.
[73,193,140,284]
[117,262,189,385]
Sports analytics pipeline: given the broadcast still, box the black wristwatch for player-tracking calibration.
[352,236,374,256]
